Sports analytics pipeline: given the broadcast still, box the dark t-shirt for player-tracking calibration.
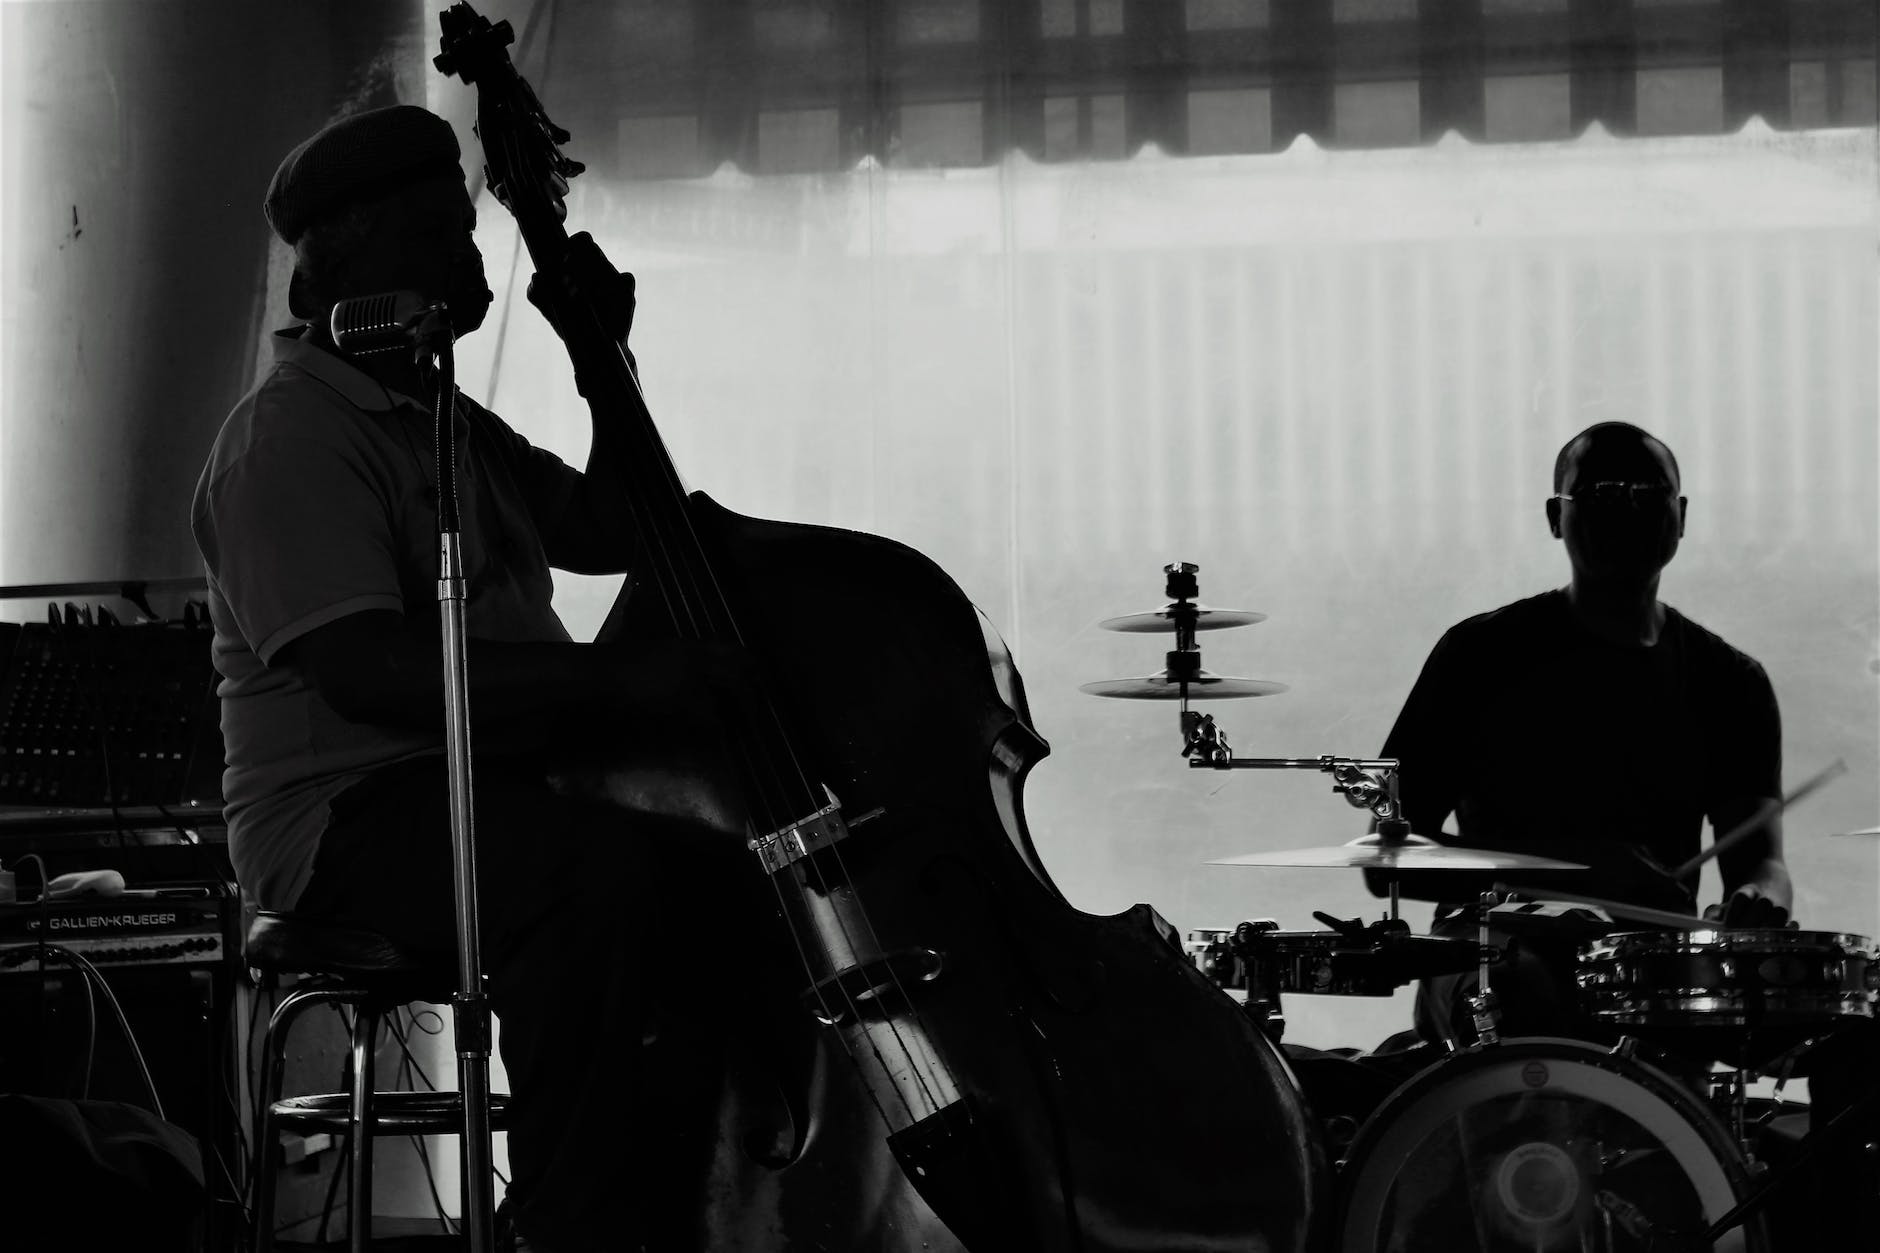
[1380,589,1780,915]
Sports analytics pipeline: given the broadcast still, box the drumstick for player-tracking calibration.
[1667,758,1847,882]
[1487,882,1713,932]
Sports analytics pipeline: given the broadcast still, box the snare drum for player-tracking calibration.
[1577,929,1877,1068]
[1336,1037,1767,1252]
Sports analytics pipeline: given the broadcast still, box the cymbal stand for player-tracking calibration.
[1180,723,1412,919]
[418,312,498,1253]
[1163,560,1205,709]
[1468,890,1501,1046]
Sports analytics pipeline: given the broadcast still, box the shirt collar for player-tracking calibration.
[272,325,440,417]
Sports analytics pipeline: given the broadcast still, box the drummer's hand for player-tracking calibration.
[1703,884,1793,929]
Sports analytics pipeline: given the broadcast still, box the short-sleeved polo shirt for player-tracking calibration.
[191,326,582,909]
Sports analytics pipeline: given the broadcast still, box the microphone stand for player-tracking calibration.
[415,306,497,1253]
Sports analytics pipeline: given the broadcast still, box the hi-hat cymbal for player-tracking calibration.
[1209,833,1587,872]
[1099,603,1267,633]
[1080,670,1289,699]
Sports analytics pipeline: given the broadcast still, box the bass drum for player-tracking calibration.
[1335,1037,1766,1253]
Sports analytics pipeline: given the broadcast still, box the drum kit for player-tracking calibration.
[1082,563,1880,1253]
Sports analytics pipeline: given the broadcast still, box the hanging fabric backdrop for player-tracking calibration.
[433,2,1877,1053]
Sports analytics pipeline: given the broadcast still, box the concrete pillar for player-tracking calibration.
[1,0,424,586]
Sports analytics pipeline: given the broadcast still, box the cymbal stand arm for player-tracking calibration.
[1177,746,1410,920]
[1179,751,1405,823]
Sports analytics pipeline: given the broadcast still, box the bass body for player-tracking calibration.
[594,495,1325,1252]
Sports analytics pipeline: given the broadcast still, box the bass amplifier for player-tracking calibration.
[0,883,234,974]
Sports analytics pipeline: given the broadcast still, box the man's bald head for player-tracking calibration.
[1553,422,1681,496]
[1546,421,1687,588]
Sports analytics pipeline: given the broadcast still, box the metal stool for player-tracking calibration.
[246,910,511,1252]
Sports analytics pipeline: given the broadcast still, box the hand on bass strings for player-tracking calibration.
[1702,883,1795,929]
[526,230,636,350]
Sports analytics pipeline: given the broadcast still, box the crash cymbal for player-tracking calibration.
[1209,833,1587,872]
[1080,670,1289,699]
[1099,603,1268,633]
[1831,827,1880,837]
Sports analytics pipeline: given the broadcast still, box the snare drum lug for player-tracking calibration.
[1468,988,1501,1046]
[1612,1035,1640,1060]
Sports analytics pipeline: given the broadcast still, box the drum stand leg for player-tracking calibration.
[1692,1082,1880,1249]
[1707,1069,1750,1161]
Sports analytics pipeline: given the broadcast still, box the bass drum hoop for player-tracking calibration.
[1335,1036,1765,1253]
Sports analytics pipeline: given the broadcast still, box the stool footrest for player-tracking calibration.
[271,1091,512,1135]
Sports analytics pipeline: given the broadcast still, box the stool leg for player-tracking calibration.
[349,1005,380,1253]
[253,987,325,1253]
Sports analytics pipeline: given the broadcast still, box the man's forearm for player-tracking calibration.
[547,439,640,576]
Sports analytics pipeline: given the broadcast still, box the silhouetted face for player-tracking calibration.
[1546,432,1686,585]
[336,172,492,336]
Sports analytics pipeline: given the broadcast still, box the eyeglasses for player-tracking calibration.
[1553,481,1678,508]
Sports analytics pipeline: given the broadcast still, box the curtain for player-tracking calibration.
[498,0,1876,179]
[440,3,1877,1054]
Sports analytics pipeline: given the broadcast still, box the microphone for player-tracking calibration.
[329,291,451,355]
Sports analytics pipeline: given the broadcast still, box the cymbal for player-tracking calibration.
[1209,833,1588,872]
[1099,603,1267,633]
[1080,669,1289,699]
[1832,827,1880,837]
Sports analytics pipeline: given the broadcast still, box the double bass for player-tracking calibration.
[436,8,1324,1250]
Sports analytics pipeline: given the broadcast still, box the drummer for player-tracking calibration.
[1374,421,1791,1046]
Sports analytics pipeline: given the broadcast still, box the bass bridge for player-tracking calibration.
[750,789,885,875]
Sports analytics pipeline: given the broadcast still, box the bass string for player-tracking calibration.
[460,9,923,1142]
[493,127,816,839]
[475,17,913,1107]
[605,347,958,1120]
[607,358,953,1120]
[594,350,815,822]
[618,417,956,1123]
[484,124,814,844]
[493,104,956,1125]
[494,116,886,1062]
